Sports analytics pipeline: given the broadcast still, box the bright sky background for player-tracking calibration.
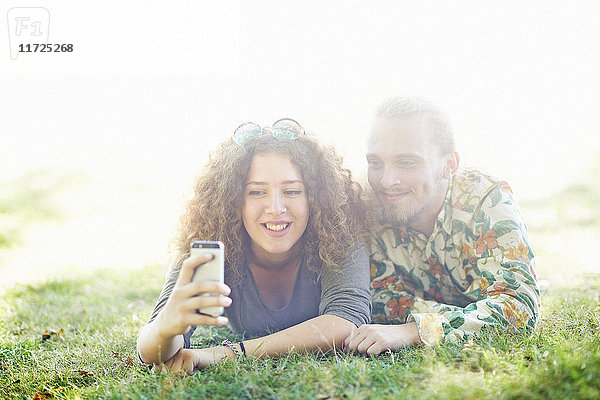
[1,1,600,283]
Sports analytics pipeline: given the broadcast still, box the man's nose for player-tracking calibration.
[266,191,286,214]
[380,166,401,188]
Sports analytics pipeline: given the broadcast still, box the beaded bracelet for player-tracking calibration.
[221,339,242,358]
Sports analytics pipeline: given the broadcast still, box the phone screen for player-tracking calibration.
[190,241,224,316]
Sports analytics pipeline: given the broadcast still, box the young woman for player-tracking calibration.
[137,119,371,373]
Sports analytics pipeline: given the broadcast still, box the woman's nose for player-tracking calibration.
[266,191,286,214]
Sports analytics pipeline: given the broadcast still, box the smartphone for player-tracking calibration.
[190,240,225,317]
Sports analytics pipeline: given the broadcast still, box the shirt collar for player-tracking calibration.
[435,175,455,237]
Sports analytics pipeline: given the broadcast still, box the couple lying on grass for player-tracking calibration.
[137,97,541,374]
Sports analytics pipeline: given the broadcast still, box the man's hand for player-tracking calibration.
[343,322,421,355]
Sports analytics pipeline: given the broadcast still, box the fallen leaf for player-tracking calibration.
[112,351,135,367]
[41,328,64,342]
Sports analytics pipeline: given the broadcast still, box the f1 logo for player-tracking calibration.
[7,7,50,60]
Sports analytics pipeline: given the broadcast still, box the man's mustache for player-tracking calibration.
[376,187,417,195]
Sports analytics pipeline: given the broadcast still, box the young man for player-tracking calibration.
[344,97,541,355]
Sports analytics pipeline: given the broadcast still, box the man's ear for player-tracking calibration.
[443,152,460,179]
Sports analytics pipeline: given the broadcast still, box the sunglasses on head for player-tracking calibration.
[232,118,305,145]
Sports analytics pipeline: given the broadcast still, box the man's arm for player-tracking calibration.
[349,183,541,354]
[408,183,540,345]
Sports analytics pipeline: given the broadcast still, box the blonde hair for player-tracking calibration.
[376,96,455,154]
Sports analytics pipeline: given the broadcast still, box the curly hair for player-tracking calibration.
[172,132,368,284]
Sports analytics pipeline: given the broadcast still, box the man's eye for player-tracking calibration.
[367,159,382,168]
[398,160,416,167]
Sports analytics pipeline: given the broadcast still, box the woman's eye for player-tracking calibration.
[248,190,263,196]
[285,190,302,196]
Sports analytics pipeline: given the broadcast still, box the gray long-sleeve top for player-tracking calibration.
[146,245,371,347]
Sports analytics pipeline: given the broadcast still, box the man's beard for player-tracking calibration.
[381,200,425,227]
[376,172,446,228]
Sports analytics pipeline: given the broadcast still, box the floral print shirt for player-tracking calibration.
[370,169,541,345]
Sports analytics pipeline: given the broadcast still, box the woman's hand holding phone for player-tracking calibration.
[155,253,231,339]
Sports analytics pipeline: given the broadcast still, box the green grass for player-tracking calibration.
[2,171,600,399]
[1,263,599,399]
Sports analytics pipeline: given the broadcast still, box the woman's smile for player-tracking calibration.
[262,221,291,234]
[242,153,309,261]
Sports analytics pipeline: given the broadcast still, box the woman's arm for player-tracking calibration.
[165,314,355,373]
[165,246,371,372]
[242,246,370,357]
[160,246,371,372]
[136,254,232,365]
[137,322,186,365]
[243,314,354,357]
[343,322,421,355]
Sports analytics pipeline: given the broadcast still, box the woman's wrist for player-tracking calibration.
[218,344,238,360]
[154,310,185,341]
[221,340,245,359]
[154,311,172,339]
